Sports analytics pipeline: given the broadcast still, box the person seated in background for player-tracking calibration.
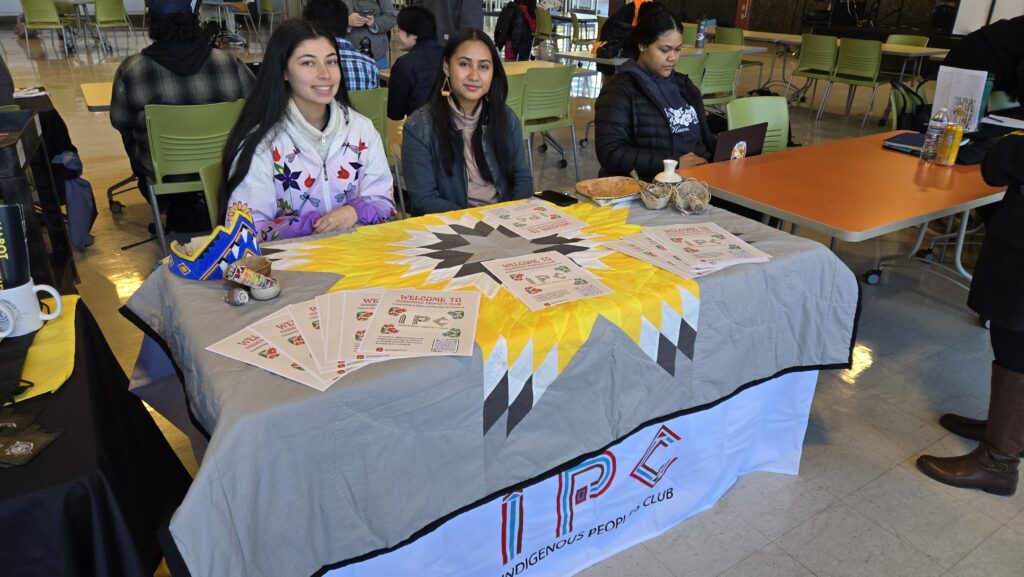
[111,0,255,183]
[387,5,443,120]
[221,20,395,241]
[594,7,714,181]
[342,0,396,70]
[0,55,14,107]
[304,0,380,92]
[401,29,533,216]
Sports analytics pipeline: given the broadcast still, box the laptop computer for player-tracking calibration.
[712,123,769,163]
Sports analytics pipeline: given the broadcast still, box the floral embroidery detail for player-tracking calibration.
[276,198,296,215]
[337,165,350,180]
[272,147,281,162]
[275,163,303,191]
[286,148,300,163]
[304,175,315,188]
[357,139,367,152]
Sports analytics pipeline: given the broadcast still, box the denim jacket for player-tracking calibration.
[401,104,534,215]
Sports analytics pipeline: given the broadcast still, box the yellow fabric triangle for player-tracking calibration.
[8,295,79,405]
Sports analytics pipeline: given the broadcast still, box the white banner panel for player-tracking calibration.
[324,370,817,577]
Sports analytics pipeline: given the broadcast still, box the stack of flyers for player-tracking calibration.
[482,251,613,311]
[206,289,482,391]
[480,199,588,240]
[603,234,717,279]
[642,223,770,273]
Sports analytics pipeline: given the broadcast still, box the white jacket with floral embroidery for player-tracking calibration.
[226,100,395,241]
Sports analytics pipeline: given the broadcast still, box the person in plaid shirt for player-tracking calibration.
[110,0,255,181]
[303,0,380,92]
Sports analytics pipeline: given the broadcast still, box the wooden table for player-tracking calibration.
[555,43,768,67]
[379,59,592,82]
[679,131,1004,284]
[81,81,112,112]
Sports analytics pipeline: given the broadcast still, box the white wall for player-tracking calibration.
[954,0,1024,35]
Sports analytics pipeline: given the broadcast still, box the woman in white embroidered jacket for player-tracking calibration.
[221,19,395,241]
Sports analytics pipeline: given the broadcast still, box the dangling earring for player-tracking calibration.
[441,76,451,97]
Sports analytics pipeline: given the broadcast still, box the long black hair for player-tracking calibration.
[220,19,350,220]
[426,28,515,185]
[626,3,680,57]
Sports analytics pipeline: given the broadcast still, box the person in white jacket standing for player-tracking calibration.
[221,19,396,242]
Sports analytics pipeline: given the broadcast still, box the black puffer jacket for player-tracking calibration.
[968,132,1024,330]
[594,60,715,181]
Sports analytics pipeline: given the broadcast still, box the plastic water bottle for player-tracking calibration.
[920,107,948,163]
[695,17,707,49]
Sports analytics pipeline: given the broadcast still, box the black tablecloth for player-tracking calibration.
[0,304,192,577]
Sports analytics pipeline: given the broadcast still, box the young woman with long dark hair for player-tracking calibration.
[594,6,715,181]
[221,19,395,241]
[400,28,533,216]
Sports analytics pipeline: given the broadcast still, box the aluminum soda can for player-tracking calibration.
[935,122,963,166]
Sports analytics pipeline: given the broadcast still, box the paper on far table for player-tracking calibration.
[287,300,329,371]
[604,236,714,280]
[358,289,481,357]
[933,65,988,132]
[482,251,613,312]
[480,199,588,240]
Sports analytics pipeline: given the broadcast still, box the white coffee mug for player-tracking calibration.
[0,279,62,338]
[0,301,15,342]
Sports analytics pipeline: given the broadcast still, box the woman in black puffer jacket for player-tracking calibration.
[594,7,715,181]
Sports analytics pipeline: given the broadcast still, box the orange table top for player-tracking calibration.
[679,131,1004,241]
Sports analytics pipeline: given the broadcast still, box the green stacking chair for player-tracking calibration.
[506,72,526,123]
[714,27,763,87]
[726,96,789,153]
[199,161,223,230]
[682,23,697,45]
[816,38,883,126]
[674,54,706,90]
[785,34,838,109]
[92,0,134,54]
[349,87,407,218]
[700,50,742,106]
[259,0,287,38]
[19,0,71,58]
[880,34,929,83]
[534,9,560,51]
[143,99,245,255]
[570,13,596,50]
[521,66,580,181]
[596,15,607,39]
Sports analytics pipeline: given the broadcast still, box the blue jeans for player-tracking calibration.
[376,56,389,70]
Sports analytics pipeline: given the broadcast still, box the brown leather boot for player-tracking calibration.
[917,363,1024,496]
[939,413,986,441]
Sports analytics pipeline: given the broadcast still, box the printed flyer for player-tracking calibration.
[481,200,588,240]
[482,251,613,311]
[358,289,481,357]
[337,290,392,362]
[250,311,355,381]
[646,223,770,270]
[206,326,338,392]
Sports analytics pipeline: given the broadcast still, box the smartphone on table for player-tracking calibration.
[533,190,578,207]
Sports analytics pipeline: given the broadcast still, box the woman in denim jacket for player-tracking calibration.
[401,29,533,216]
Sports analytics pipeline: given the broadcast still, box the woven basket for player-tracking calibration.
[641,180,682,210]
[226,255,272,288]
[670,179,711,215]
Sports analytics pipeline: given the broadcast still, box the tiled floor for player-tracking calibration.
[6,20,1023,577]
